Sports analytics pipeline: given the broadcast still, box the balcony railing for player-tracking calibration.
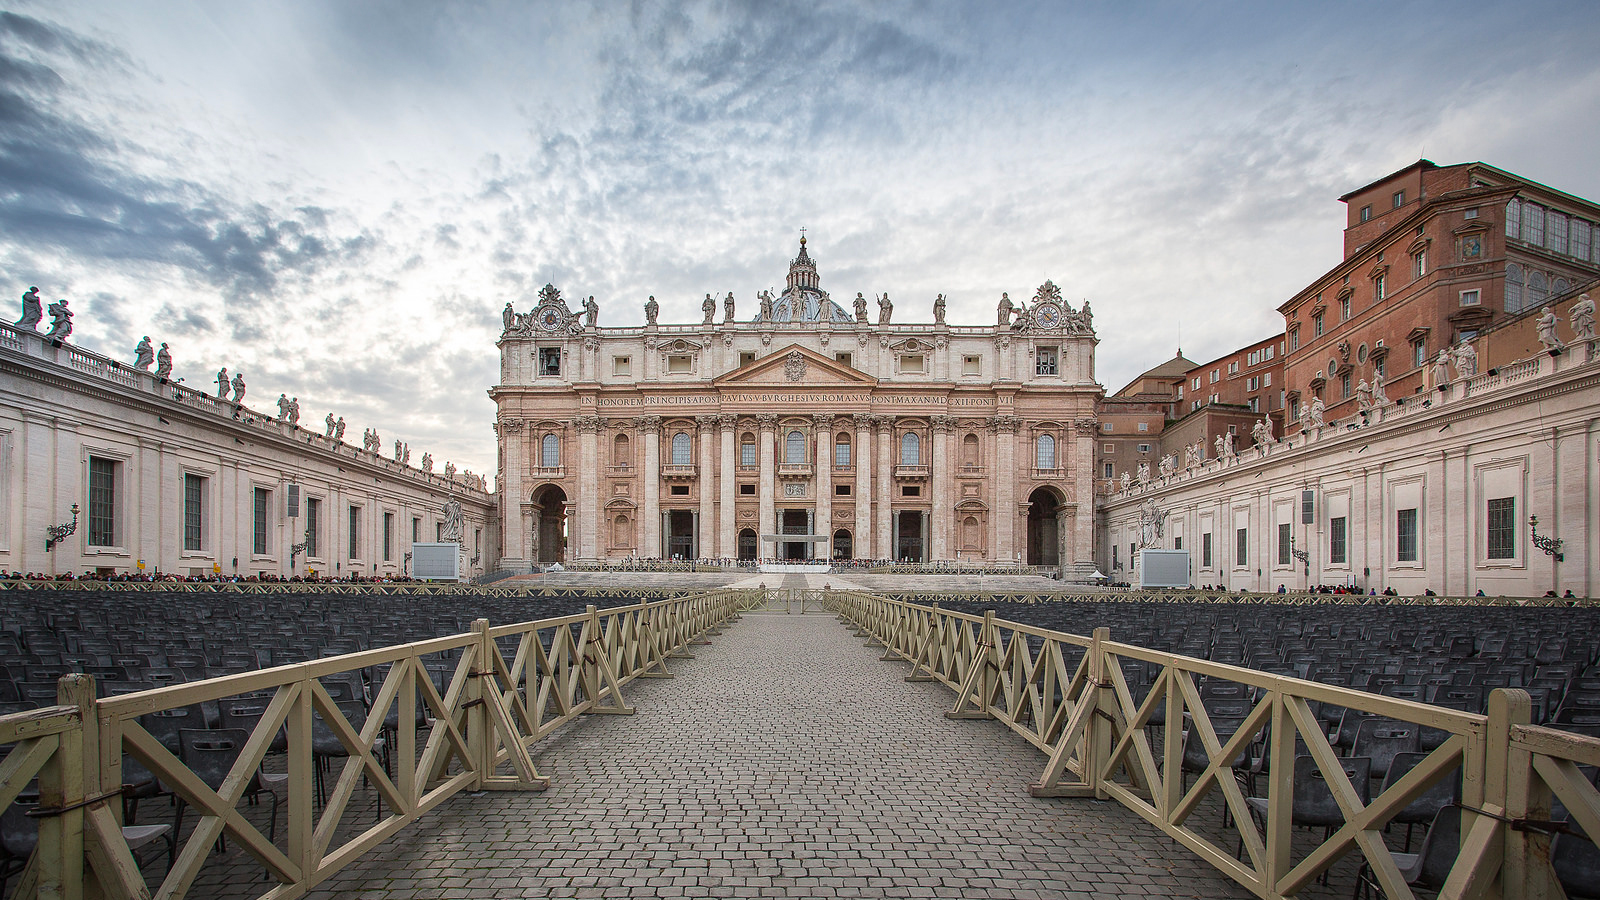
[531,466,566,479]
[660,464,698,480]
[777,462,813,479]
[1032,467,1062,480]
[894,464,930,480]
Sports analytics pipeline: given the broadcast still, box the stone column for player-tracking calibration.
[757,414,778,559]
[696,415,716,560]
[875,416,894,559]
[637,415,662,558]
[575,417,600,560]
[1070,419,1096,569]
[931,415,956,561]
[854,416,873,559]
[813,414,833,560]
[718,414,737,559]
[993,416,1018,563]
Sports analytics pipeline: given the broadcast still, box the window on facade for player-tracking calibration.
[1102,423,1113,433]
[1137,443,1150,453]
[613,434,630,467]
[1103,462,1113,478]
[785,430,805,464]
[1375,274,1386,301]
[1486,497,1516,559]
[739,351,756,366]
[671,432,692,466]
[1340,373,1351,399]
[962,355,981,375]
[383,512,393,561]
[538,347,561,375]
[253,487,270,555]
[835,352,852,367]
[1360,205,1372,223]
[1263,372,1272,387]
[1574,220,1592,261]
[1392,190,1405,208]
[900,432,920,466]
[183,473,205,551]
[835,437,851,468]
[1506,198,1521,239]
[1412,338,1426,369]
[1524,202,1544,245]
[1330,516,1347,564]
[306,498,321,558]
[902,485,920,497]
[436,522,444,542]
[1396,508,1417,562]
[88,456,117,547]
[1313,313,1324,337]
[1505,263,1525,313]
[1460,289,1480,307]
[740,483,755,495]
[1137,422,1148,433]
[835,484,851,496]
[613,356,630,376]
[1112,544,1119,569]
[411,516,420,544]
[740,435,757,467]
[1414,251,1427,279]
[1035,347,1058,376]
[1464,207,1479,220]
[348,506,360,559]
[1202,533,1213,568]
[1236,528,1248,568]
[1528,270,1549,307]
[1288,327,1299,351]
[667,355,692,373]
[1036,434,1056,469]
[542,434,560,468]
[1547,211,1570,255]
[669,485,688,496]
[900,354,924,374]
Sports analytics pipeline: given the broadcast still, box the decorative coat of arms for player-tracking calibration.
[784,350,806,381]
[1015,280,1095,336]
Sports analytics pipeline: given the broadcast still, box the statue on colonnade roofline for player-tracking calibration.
[1307,396,1326,428]
[335,416,346,442]
[1119,471,1131,492]
[1536,306,1565,353]
[932,294,946,325]
[1453,341,1478,378]
[759,290,774,321]
[997,292,1014,327]
[645,295,659,326]
[325,413,336,437]
[277,393,291,420]
[1570,293,1596,340]
[701,293,715,324]
[287,396,299,425]
[1135,461,1150,484]
[1356,379,1374,412]
[216,367,230,398]
[421,452,433,473]
[877,293,892,325]
[584,295,599,328]
[45,298,72,340]
[133,336,154,370]
[15,287,42,329]
[1431,349,1452,387]
[230,372,245,403]
[1372,372,1388,406]
[724,291,736,323]
[444,461,456,479]
[853,293,868,323]
[502,302,515,334]
[155,343,172,380]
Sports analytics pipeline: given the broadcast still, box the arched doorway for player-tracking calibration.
[1026,487,1062,567]
[532,485,567,563]
[833,529,852,560]
[737,528,758,561]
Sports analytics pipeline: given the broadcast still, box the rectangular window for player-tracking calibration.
[1340,372,1351,399]
[1506,198,1521,239]
[1236,528,1248,567]
[1288,327,1299,351]
[1330,516,1347,564]
[1393,189,1405,208]
[1463,207,1479,220]
[1572,219,1592,261]
[739,351,757,366]
[740,483,756,495]
[835,352,852,367]
[900,354,925,373]
[1102,423,1113,433]
[1278,523,1291,565]
[1300,490,1314,524]
[1375,274,1386,300]
[1112,544,1119,569]
[1137,443,1150,453]
[1486,497,1516,559]
[1460,289,1480,307]
[183,473,205,551]
[835,442,851,467]
[901,485,920,497]
[1547,211,1568,255]
[1412,339,1426,369]
[670,485,689,496]
[1173,536,1182,551]
[1202,533,1213,568]
[411,516,420,544]
[613,356,630,376]
[962,355,981,375]
[667,355,692,373]
[1313,313,1324,337]
[348,505,360,559]
[1396,508,1417,562]
[1210,369,1220,384]
[1103,462,1113,478]
[88,456,117,547]
[1414,251,1427,279]
[1524,202,1544,245]
[1263,372,1271,387]
[835,484,851,496]
[1137,422,1148,432]
[1340,297,1351,321]
[306,498,321,558]
[383,512,393,561]
[437,522,444,542]
[1360,205,1372,222]
[253,488,271,555]
[741,442,757,467]
[538,347,561,376]
[1035,348,1058,376]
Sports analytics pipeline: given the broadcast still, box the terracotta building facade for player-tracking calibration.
[491,239,1102,572]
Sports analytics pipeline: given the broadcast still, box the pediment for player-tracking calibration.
[713,344,878,386]
[888,336,937,353]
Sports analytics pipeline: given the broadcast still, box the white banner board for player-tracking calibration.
[1138,549,1190,589]
[413,543,462,581]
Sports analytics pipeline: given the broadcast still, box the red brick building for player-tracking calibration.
[1280,160,1600,424]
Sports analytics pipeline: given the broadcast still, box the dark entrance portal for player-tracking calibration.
[738,528,758,561]
[781,509,810,560]
[533,486,567,564]
[895,510,925,562]
[667,510,695,559]
[1026,487,1061,567]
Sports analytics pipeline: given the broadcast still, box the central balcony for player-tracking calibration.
[894,464,930,481]
[777,462,813,479]
[660,464,698,481]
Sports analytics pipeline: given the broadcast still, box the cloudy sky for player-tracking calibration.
[5,1,1599,481]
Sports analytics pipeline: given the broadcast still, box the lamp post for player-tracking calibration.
[45,503,79,551]
[1289,534,1310,584]
[1528,515,1564,562]
[290,527,311,569]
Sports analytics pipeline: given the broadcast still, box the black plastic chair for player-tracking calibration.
[174,728,280,846]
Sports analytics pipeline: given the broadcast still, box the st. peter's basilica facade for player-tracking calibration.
[491,239,1101,574]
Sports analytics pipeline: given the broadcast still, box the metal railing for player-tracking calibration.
[831,590,1600,900]
[0,588,749,899]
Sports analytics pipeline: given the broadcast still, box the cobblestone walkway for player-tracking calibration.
[307,609,1257,900]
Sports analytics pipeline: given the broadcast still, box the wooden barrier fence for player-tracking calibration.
[831,589,1600,900]
[0,588,749,899]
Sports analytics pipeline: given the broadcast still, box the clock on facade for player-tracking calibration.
[1035,303,1063,329]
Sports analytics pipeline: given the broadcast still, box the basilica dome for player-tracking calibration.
[753,236,855,324]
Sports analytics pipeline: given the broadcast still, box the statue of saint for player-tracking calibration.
[1135,461,1150,484]
[276,393,290,420]
[16,287,42,329]
[1221,430,1234,457]
[1431,349,1453,387]
[759,290,774,321]
[645,296,659,326]
[155,343,172,380]
[997,293,1014,327]
[216,367,230,398]
[1452,341,1478,378]
[1536,306,1565,353]
[444,461,456,479]
[230,372,245,403]
[502,302,515,334]
[441,499,465,543]
[1119,471,1131,492]
[584,296,599,328]
[403,443,411,465]
[335,416,346,442]
[933,294,946,325]
[1307,396,1326,428]
[701,294,715,324]
[1372,372,1388,406]
[723,292,736,323]
[1213,434,1225,461]
[287,397,300,425]
[422,452,433,473]
[1356,379,1374,412]
[44,298,72,340]
[877,293,892,325]
[1570,293,1596,341]
[853,293,868,323]
[133,336,154,370]
[325,413,336,438]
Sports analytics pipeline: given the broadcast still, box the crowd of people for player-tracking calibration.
[1,570,424,584]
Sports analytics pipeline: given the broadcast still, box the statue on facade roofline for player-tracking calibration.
[1119,471,1131,492]
[1307,396,1326,428]
[134,336,154,370]
[45,298,72,341]
[759,290,774,321]
[1356,379,1374,412]
[1431,349,1452,387]
[1371,372,1388,406]
[997,292,1014,327]
[701,293,714,325]
[1452,340,1478,378]
[335,416,346,442]
[1536,306,1565,353]
[724,291,736,323]
[287,396,299,425]
[325,412,336,438]
[502,302,515,335]
[877,293,892,325]
[16,287,42,329]
[276,393,290,420]
[1135,461,1150,484]
[933,294,946,325]
[444,461,456,479]
[230,372,245,403]
[155,343,172,380]
[1571,293,1596,340]
[645,295,659,326]
[422,452,433,473]
[216,367,230,398]
[853,293,868,323]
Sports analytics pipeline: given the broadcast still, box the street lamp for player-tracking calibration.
[1528,515,1564,562]
[45,504,79,551]
[1289,535,1310,579]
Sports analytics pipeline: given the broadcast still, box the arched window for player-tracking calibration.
[900,432,920,466]
[613,433,630,467]
[1554,277,1572,298]
[786,430,806,464]
[835,433,851,467]
[740,433,757,467]
[1036,434,1056,469]
[671,432,692,465]
[1529,270,1549,307]
[541,434,559,468]
[1505,263,1524,313]
[962,433,980,467]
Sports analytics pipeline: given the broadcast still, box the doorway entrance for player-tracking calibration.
[832,529,852,560]
[666,509,696,560]
[533,486,567,563]
[1027,487,1062,567]
[738,528,758,561]
[780,509,811,560]
[894,510,925,562]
